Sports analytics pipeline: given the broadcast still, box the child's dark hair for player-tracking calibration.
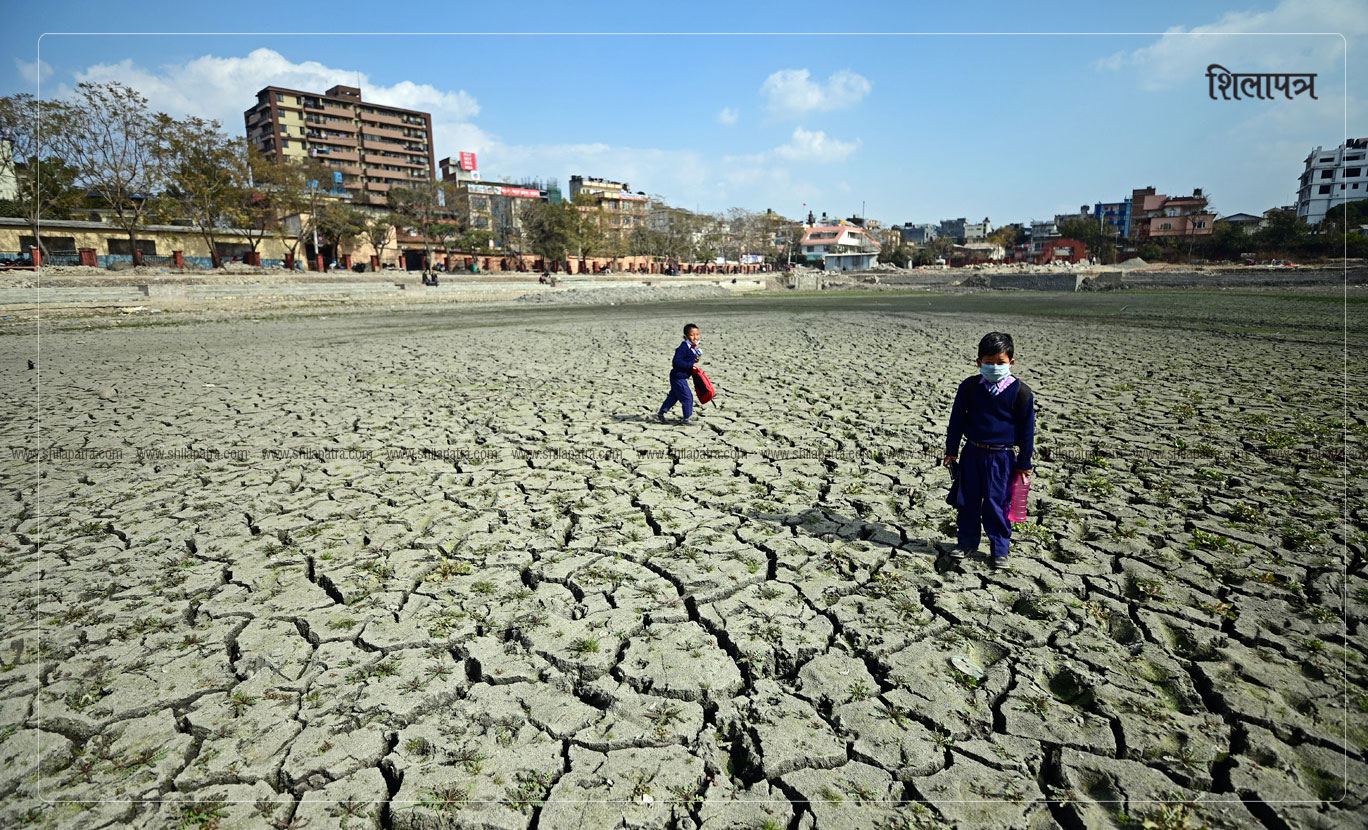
[684,323,699,336]
[978,332,1014,358]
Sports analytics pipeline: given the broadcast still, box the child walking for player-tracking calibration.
[658,323,702,425]
[943,332,1036,569]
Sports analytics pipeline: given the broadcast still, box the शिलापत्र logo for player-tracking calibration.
[1207,64,1317,100]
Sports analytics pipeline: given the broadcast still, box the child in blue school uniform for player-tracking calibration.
[943,332,1036,569]
[657,323,702,425]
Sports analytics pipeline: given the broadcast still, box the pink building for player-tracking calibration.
[1131,187,1216,240]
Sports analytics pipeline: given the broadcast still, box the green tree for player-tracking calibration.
[0,94,86,258]
[568,192,609,260]
[154,115,249,268]
[240,149,316,265]
[524,200,578,264]
[1252,209,1307,255]
[364,214,398,269]
[388,180,450,268]
[988,226,1024,254]
[1195,221,1248,261]
[51,82,167,261]
[1056,218,1117,263]
[313,203,367,267]
[878,242,913,267]
[273,158,333,267]
[1321,199,1368,232]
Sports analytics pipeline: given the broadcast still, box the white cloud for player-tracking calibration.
[65,48,479,132]
[772,127,860,162]
[1096,0,1361,90]
[53,49,839,215]
[717,106,739,126]
[15,58,53,86]
[760,68,871,117]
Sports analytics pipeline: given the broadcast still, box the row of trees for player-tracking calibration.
[2,80,821,270]
[1057,206,1368,264]
[517,199,805,268]
[0,82,497,268]
[874,207,1367,268]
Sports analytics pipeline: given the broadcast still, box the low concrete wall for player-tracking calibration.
[1084,267,1366,289]
[986,273,1084,291]
[0,276,765,308]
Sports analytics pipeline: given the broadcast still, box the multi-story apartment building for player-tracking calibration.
[1296,137,1368,225]
[1093,199,1132,238]
[568,175,650,241]
[1028,220,1059,254]
[964,217,992,242]
[897,223,940,245]
[244,84,435,207]
[937,217,967,242]
[1129,186,1215,240]
[799,223,880,270]
[438,156,557,253]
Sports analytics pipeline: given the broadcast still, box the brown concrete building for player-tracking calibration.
[568,175,650,243]
[244,84,435,207]
[1130,186,1216,240]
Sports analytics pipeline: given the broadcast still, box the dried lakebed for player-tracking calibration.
[1,290,1366,829]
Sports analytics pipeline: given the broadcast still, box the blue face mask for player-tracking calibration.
[979,362,1012,382]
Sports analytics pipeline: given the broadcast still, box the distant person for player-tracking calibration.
[943,332,1036,570]
[657,323,702,425]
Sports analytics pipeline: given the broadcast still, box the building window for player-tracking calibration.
[1159,222,1173,231]
[1318,185,1332,194]
[21,235,76,252]
[1320,170,1334,179]
[108,239,157,256]
[1347,168,1362,177]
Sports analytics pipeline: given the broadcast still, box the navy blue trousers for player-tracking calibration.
[956,443,1014,558]
[659,377,694,419]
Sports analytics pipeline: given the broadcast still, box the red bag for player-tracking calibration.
[691,368,716,405]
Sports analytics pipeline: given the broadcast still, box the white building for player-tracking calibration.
[1296,138,1368,225]
[964,217,992,242]
[799,224,880,271]
[1028,220,1059,255]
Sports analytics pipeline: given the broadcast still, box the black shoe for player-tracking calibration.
[948,546,976,561]
[989,555,1009,570]
[655,412,666,423]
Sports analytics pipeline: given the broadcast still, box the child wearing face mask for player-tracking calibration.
[942,331,1036,570]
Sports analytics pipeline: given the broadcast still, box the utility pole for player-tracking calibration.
[308,179,321,271]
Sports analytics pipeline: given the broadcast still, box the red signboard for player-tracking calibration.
[459,151,477,171]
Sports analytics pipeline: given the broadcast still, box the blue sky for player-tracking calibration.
[4,0,1363,226]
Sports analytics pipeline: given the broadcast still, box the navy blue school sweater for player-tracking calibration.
[670,341,701,380]
[945,376,1036,471]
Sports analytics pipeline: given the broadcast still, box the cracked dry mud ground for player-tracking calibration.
[1,291,1365,829]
